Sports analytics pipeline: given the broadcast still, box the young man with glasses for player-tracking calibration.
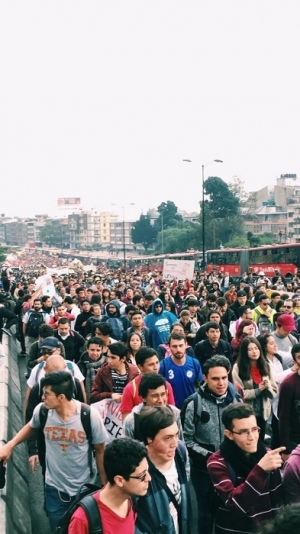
[68,438,150,534]
[207,403,285,534]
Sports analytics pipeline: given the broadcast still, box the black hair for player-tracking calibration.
[236,337,270,380]
[207,294,217,302]
[291,343,300,360]
[41,295,51,303]
[237,305,251,318]
[109,342,128,359]
[104,438,147,485]
[203,355,231,375]
[222,403,255,431]
[263,503,300,534]
[132,295,142,305]
[125,305,138,314]
[205,321,221,333]
[216,297,227,307]
[43,370,74,400]
[138,405,176,445]
[92,322,113,336]
[76,286,85,295]
[144,294,154,301]
[33,298,42,304]
[57,317,70,325]
[39,324,54,337]
[257,334,283,365]
[87,336,103,348]
[64,296,74,304]
[135,347,158,366]
[208,310,221,320]
[258,293,269,303]
[131,310,143,318]
[138,373,167,399]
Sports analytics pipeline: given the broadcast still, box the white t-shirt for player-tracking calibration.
[27,360,84,388]
[160,460,181,534]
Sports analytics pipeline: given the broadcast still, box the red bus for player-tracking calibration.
[206,243,300,277]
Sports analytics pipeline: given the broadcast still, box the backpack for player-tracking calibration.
[26,310,46,337]
[36,361,75,382]
[255,309,273,334]
[39,402,94,477]
[55,483,102,534]
[180,391,202,429]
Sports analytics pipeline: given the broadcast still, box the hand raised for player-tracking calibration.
[258,447,286,472]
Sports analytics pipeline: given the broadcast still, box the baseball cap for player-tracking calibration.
[41,337,60,350]
[237,290,247,297]
[258,271,265,276]
[277,314,296,331]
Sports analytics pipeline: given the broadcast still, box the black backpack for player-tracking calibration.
[26,310,46,337]
[55,483,102,534]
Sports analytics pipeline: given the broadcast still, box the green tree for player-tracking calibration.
[155,201,183,232]
[0,246,6,263]
[202,176,244,248]
[39,222,63,247]
[156,223,201,254]
[224,236,250,248]
[131,214,157,251]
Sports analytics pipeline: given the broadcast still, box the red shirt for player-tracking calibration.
[68,491,135,534]
[120,374,175,414]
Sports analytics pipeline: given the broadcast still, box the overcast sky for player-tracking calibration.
[1,1,300,221]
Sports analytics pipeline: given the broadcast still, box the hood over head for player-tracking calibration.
[105,299,121,317]
[151,298,165,315]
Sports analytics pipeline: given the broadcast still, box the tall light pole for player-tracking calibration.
[183,158,223,270]
[111,203,135,270]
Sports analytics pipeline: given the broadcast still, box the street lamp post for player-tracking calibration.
[183,158,223,270]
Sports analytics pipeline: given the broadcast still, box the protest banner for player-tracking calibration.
[163,259,195,280]
[91,399,123,442]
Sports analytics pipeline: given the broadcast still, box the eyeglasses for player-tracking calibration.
[42,348,56,355]
[231,426,261,437]
[283,306,293,309]
[129,470,149,482]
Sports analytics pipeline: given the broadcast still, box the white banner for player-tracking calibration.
[91,399,123,442]
[163,259,195,280]
[35,274,56,297]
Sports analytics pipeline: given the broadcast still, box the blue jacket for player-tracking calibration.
[144,299,177,349]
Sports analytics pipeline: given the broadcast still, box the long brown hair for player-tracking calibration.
[236,336,270,380]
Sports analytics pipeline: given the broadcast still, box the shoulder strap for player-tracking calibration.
[79,494,102,534]
[39,403,48,431]
[288,334,297,346]
[80,403,93,478]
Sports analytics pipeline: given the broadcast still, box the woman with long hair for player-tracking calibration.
[199,286,208,308]
[257,333,294,447]
[232,336,277,441]
[231,319,256,361]
[126,331,143,366]
[101,289,111,313]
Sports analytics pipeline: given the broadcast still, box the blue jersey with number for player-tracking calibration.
[159,356,203,409]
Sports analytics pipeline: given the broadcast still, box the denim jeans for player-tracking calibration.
[45,484,75,532]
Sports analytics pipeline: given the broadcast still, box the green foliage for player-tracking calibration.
[156,223,200,254]
[156,201,183,231]
[204,176,240,218]
[224,236,250,248]
[0,246,6,263]
[131,214,157,251]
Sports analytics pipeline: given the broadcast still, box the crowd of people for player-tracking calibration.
[1,257,300,533]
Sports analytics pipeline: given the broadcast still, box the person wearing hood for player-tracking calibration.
[144,298,177,350]
[99,299,131,341]
[183,356,241,534]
